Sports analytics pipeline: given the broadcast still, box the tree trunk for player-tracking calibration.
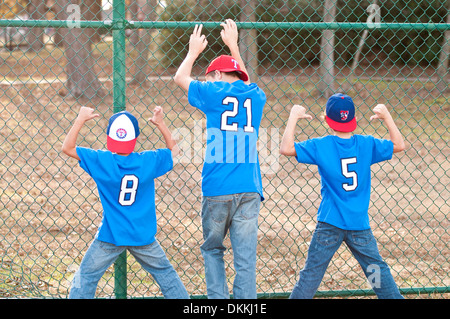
[318,0,336,98]
[131,0,157,85]
[239,0,258,83]
[345,0,378,92]
[27,0,47,51]
[56,0,105,99]
[436,10,449,92]
[50,1,64,47]
[128,0,140,46]
[83,0,102,44]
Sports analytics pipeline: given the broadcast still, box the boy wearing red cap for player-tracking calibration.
[174,19,266,299]
[62,106,188,299]
[280,94,405,298]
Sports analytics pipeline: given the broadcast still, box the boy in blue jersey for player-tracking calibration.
[174,19,266,299]
[280,93,405,299]
[62,106,189,299]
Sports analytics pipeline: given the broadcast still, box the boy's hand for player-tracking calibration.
[150,106,164,126]
[220,19,239,50]
[290,105,313,121]
[370,104,391,121]
[220,19,251,84]
[174,25,206,91]
[370,104,405,153]
[149,106,179,156]
[62,106,98,160]
[281,105,311,157]
[76,106,99,123]
[188,24,208,58]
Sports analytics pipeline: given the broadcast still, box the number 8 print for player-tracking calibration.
[118,175,139,206]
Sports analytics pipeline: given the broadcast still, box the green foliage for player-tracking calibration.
[157,0,449,68]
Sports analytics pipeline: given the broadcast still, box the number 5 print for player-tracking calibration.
[341,157,358,191]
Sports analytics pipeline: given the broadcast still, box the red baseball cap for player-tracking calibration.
[106,111,140,154]
[205,55,249,82]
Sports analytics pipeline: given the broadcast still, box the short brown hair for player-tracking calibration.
[206,70,241,79]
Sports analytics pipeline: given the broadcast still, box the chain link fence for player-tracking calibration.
[0,0,448,298]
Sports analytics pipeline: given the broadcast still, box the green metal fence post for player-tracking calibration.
[112,0,128,299]
[114,249,128,299]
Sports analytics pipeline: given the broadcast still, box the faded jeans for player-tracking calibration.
[69,239,189,299]
[290,222,404,299]
[200,192,261,299]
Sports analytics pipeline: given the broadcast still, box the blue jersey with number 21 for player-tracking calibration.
[188,80,266,200]
[295,135,393,230]
[76,147,173,246]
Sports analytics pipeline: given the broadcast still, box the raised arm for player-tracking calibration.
[62,106,100,161]
[174,24,208,91]
[149,106,180,157]
[220,19,250,84]
[370,104,406,153]
[280,105,313,156]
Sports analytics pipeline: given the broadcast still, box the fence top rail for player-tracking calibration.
[0,19,449,31]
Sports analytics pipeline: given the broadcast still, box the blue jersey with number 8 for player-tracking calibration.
[295,135,393,230]
[76,147,173,246]
[188,80,266,200]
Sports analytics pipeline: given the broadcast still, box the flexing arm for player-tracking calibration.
[174,24,208,91]
[280,105,313,156]
[150,106,180,157]
[220,19,250,84]
[370,104,405,153]
[62,106,100,161]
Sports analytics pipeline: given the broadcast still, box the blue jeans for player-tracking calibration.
[200,192,261,299]
[290,222,403,299]
[69,239,189,299]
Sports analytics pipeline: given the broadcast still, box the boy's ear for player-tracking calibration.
[206,70,222,81]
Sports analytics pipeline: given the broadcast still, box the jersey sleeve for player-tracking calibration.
[76,147,99,177]
[294,139,318,164]
[188,80,210,112]
[370,137,394,164]
[150,148,174,178]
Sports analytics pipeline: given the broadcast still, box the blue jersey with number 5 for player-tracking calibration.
[295,135,393,230]
[76,147,173,246]
[188,80,266,200]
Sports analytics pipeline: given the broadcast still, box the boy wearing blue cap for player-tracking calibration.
[280,93,405,299]
[62,106,189,299]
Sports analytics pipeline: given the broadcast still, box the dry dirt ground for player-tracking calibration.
[0,44,448,298]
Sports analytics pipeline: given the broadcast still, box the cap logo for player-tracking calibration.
[231,59,238,69]
[116,128,127,139]
[340,110,349,121]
